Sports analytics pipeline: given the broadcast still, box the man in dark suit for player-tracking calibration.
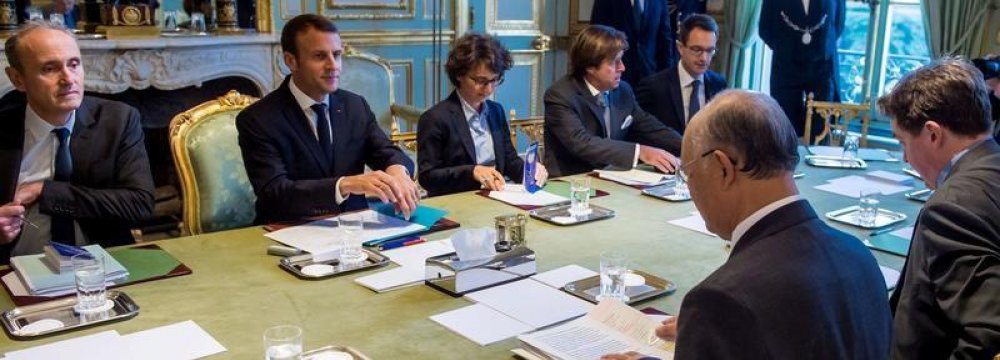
[544,25,683,177]
[0,23,154,262]
[878,59,1000,359]
[590,0,674,87]
[604,90,891,360]
[759,0,845,137]
[237,14,417,224]
[636,14,727,134]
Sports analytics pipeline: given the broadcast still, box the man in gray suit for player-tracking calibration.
[879,58,1000,359]
[543,25,683,177]
[603,90,890,360]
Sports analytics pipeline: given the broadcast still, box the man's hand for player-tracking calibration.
[14,181,43,206]
[473,165,506,191]
[534,163,549,187]
[655,316,678,341]
[385,165,419,219]
[600,351,646,360]
[0,203,26,244]
[638,145,679,173]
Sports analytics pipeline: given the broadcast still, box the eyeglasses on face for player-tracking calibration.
[683,45,717,57]
[677,149,716,183]
[467,75,504,87]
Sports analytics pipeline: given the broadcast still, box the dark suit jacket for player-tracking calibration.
[0,96,155,262]
[417,92,524,197]
[590,0,674,86]
[543,75,683,177]
[889,139,1000,359]
[236,77,414,224]
[635,65,727,134]
[675,200,891,359]
[759,0,846,62]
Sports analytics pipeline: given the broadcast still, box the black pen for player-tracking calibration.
[18,215,39,229]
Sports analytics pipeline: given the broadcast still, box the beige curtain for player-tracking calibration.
[723,0,763,88]
[922,0,995,57]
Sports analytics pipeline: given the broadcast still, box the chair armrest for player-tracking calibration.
[391,104,425,128]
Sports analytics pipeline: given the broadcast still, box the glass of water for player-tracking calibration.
[190,12,206,33]
[263,325,303,360]
[72,254,107,314]
[569,177,592,216]
[598,251,627,302]
[842,135,860,160]
[858,188,880,227]
[48,13,65,26]
[338,213,366,266]
[26,6,43,21]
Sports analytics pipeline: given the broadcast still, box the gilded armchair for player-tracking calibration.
[169,90,258,235]
[340,46,424,155]
[803,92,872,147]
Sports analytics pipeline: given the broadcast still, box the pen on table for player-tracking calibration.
[870,224,908,237]
[378,236,425,251]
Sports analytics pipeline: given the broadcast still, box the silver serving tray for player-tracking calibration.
[641,184,690,202]
[280,248,389,280]
[905,189,933,203]
[2,290,139,339]
[825,205,907,229]
[805,155,868,169]
[563,269,676,305]
[74,33,105,40]
[529,204,615,226]
[160,31,211,37]
[302,345,372,360]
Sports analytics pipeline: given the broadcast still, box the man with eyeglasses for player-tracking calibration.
[602,90,890,360]
[637,14,727,135]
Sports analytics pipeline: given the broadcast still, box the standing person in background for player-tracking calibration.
[590,0,674,87]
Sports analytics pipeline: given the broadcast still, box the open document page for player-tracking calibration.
[264,209,426,254]
[518,300,674,360]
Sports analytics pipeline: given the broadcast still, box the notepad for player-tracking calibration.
[120,320,226,360]
[814,175,913,198]
[530,265,598,289]
[265,209,427,254]
[464,278,594,329]
[596,169,673,186]
[430,304,535,346]
[5,331,127,360]
[881,266,901,291]
[807,146,898,161]
[668,212,717,237]
[488,186,568,207]
[354,239,455,292]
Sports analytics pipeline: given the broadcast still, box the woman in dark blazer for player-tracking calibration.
[417,33,548,197]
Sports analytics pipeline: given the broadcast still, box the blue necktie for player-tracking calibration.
[689,79,702,123]
[51,127,74,244]
[311,103,333,160]
[597,92,611,138]
[471,113,496,166]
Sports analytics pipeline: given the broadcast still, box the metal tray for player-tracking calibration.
[562,270,676,305]
[529,204,615,226]
[641,184,690,202]
[74,33,105,40]
[302,345,372,360]
[280,249,389,280]
[905,189,933,203]
[2,290,139,339]
[160,31,211,37]
[805,155,868,169]
[825,206,907,229]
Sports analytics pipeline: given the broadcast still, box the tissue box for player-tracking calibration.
[424,246,536,297]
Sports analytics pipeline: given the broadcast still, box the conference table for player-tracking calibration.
[0,152,921,359]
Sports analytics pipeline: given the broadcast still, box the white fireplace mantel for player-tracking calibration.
[0,34,281,96]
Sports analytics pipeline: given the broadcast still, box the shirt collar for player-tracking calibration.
[456,92,486,123]
[677,60,703,87]
[936,138,989,186]
[25,104,76,141]
[730,195,805,246]
[584,79,603,97]
[288,77,330,113]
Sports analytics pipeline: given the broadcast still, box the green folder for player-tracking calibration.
[866,233,910,257]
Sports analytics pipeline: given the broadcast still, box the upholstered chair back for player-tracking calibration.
[169,90,258,235]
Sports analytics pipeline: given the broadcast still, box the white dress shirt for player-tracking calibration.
[803,0,810,15]
[729,195,805,246]
[584,80,641,167]
[288,78,348,205]
[677,61,706,124]
[13,106,84,256]
[456,93,496,166]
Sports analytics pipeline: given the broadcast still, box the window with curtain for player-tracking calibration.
[837,0,931,133]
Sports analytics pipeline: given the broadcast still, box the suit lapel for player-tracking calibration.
[0,104,26,203]
[732,200,816,256]
[447,93,477,162]
[329,92,348,174]
[609,89,627,139]
[486,101,507,171]
[670,68,686,132]
[69,98,98,181]
[278,81,330,175]
[574,79,609,137]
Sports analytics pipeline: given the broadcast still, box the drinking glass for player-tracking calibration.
[599,251,627,302]
[263,325,303,360]
[190,12,206,33]
[858,188,880,227]
[163,10,178,30]
[338,213,366,266]
[72,254,107,314]
[842,135,860,160]
[48,13,65,26]
[569,177,591,216]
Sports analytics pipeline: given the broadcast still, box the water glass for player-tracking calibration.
[858,188,880,227]
[842,135,860,160]
[263,325,303,360]
[599,251,628,302]
[190,12,206,33]
[569,177,592,216]
[26,6,43,21]
[72,254,107,313]
[163,10,178,30]
[338,213,365,266]
[48,13,65,26]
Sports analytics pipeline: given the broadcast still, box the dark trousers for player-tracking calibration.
[770,54,838,138]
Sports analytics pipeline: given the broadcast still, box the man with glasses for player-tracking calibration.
[543,25,683,177]
[637,14,727,135]
[603,90,890,360]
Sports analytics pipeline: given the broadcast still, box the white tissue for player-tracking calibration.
[452,228,498,262]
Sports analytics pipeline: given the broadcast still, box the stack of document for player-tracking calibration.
[8,245,128,296]
[668,211,716,237]
[354,239,456,292]
[264,209,431,255]
[488,185,568,207]
[429,265,598,346]
[595,169,673,187]
[807,146,899,161]
[517,300,675,360]
[814,172,915,198]
[3,320,226,360]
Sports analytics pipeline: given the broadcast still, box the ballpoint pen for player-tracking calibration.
[19,215,39,229]
[870,223,909,237]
